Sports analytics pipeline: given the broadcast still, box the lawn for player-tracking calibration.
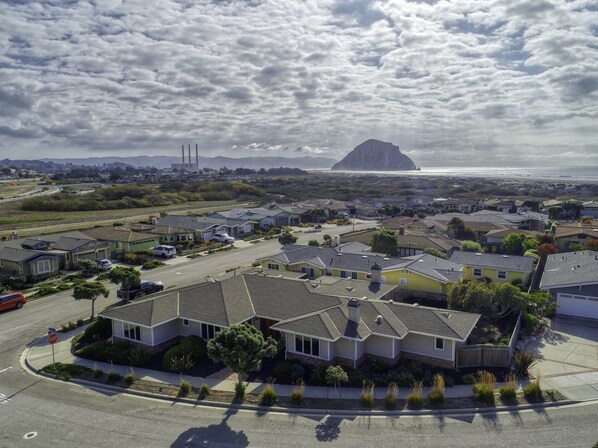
[0,179,44,199]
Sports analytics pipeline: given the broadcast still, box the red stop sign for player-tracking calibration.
[48,333,58,344]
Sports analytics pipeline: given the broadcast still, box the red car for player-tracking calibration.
[0,292,26,312]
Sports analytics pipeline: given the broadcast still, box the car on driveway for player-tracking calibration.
[0,292,27,312]
[96,259,113,271]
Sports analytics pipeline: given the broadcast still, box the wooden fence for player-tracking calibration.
[456,312,522,369]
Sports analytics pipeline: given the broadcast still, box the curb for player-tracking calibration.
[21,346,582,418]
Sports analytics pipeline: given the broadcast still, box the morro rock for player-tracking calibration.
[331,139,417,171]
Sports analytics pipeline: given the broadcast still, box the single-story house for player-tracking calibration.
[449,251,535,285]
[156,215,255,240]
[82,227,160,254]
[0,247,61,279]
[99,273,480,368]
[554,221,598,250]
[540,250,598,320]
[210,206,298,228]
[258,244,464,296]
[129,223,196,245]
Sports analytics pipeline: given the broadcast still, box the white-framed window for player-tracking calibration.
[340,270,347,278]
[399,277,408,286]
[473,268,482,277]
[295,335,320,357]
[351,272,358,280]
[497,271,507,280]
[183,319,189,326]
[435,338,444,351]
[267,263,280,270]
[36,259,52,274]
[123,323,141,341]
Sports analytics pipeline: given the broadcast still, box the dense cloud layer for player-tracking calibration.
[0,0,597,166]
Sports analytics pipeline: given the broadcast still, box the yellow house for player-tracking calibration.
[258,245,464,296]
[449,252,535,285]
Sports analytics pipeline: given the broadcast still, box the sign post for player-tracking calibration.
[48,328,58,374]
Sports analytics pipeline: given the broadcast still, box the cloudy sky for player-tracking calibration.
[1,0,597,167]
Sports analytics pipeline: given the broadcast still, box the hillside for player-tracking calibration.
[331,139,417,171]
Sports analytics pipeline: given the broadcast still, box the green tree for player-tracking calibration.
[528,291,557,319]
[107,266,141,294]
[447,217,478,241]
[501,233,530,255]
[323,234,332,246]
[424,248,448,259]
[536,233,556,246]
[207,323,277,387]
[73,281,109,320]
[522,235,539,253]
[461,240,483,253]
[310,208,328,224]
[490,283,527,319]
[370,230,398,256]
[548,206,563,220]
[278,231,298,245]
[325,365,349,397]
[568,243,584,251]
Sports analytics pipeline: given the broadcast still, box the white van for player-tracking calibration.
[150,245,177,258]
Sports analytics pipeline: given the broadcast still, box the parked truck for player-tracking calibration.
[116,281,164,300]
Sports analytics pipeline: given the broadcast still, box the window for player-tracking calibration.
[267,263,280,270]
[473,268,482,277]
[399,277,408,286]
[36,259,52,274]
[124,323,141,341]
[351,272,358,280]
[295,335,320,358]
[497,271,507,280]
[200,323,221,340]
[340,270,347,278]
[183,319,189,326]
[435,338,444,350]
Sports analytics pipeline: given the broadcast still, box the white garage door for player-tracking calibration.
[557,293,598,319]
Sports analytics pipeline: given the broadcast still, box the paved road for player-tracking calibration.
[2,221,598,447]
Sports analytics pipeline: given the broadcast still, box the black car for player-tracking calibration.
[117,281,164,300]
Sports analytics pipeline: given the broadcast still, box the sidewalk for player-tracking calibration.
[26,329,521,401]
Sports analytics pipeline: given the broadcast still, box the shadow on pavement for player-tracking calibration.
[315,416,343,442]
[479,408,502,433]
[170,408,248,448]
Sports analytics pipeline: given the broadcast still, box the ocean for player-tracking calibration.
[322,166,598,183]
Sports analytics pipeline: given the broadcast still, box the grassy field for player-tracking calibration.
[0,199,246,237]
[0,179,45,199]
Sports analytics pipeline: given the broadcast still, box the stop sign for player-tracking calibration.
[48,333,58,344]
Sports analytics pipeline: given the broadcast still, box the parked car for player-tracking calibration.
[212,232,235,244]
[96,259,113,271]
[150,245,177,258]
[0,292,27,312]
[117,281,165,300]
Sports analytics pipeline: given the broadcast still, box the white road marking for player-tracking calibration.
[23,432,37,440]
[0,392,12,404]
[0,367,13,373]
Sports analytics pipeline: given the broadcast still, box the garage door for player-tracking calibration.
[557,293,598,319]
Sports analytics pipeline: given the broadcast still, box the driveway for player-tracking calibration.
[527,316,598,401]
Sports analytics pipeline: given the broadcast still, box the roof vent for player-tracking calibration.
[318,246,323,250]
[383,257,389,261]
[440,311,450,318]
[375,315,383,325]
[388,299,394,305]
[345,286,354,292]
[362,255,367,259]
[502,255,508,258]
[413,303,420,307]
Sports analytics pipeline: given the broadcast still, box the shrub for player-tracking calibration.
[360,383,375,407]
[127,347,151,367]
[178,335,208,360]
[444,376,455,388]
[35,285,61,297]
[290,363,305,382]
[406,382,424,408]
[428,374,445,405]
[124,373,136,386]
[142,260,165,270]
[42,362,88,380]
[513,351,535,377]
[179,380,191,397]
[290,380,305,406]
[370,359,389,374]
[84,316,113,341]
[259,385,277,406]
[463,373,476,385]
[392,370,416,388]
[499,374,517,401]
[93,368,103,378]
[273,361,293,382]
[473,383,495,404]
[166,353,196,372]
[235,382,246,400]
[76,319,85,327]
[75,340,136,365]
[106,372,121,384]
[384,383,399,410]
[307,240,319,247]
[523,379,542,401]
[199,384,210,399]
[309,363,328,386]
[545,389,558,401]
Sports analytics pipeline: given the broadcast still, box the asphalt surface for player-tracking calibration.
[2,222,598,447]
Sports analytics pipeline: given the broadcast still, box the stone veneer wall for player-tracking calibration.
[113,335,180,354]
[401,351,454,369]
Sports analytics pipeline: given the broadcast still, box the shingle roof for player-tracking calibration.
[540,250,598,289]
[83,227,159,243]
[0,247,58,263]
[100,274,480,343]
[450,251,534,272]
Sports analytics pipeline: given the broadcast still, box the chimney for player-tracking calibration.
[195,144,199,170]
[188,144,191,167]
[10,231,18,240]
[371,262,382,284]
[181,144,185,164]
[347,298,361,323]
[399,225,405,235]
[151,217,158,225]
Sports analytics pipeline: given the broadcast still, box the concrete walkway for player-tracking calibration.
[27,328,497,401]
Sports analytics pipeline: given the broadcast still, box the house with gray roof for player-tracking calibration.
[449,251,535,285]
[540,250,598,320]
[156,215,255,240]
[209,205,297,228]
[99,273,480,368]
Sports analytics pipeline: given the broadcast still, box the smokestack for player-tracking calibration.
[196,144,199,170]
[181,144,185,164]
[188,144,191,166]
[347,299,361,323]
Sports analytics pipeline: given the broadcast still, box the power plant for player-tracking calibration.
[171,144,201,172]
